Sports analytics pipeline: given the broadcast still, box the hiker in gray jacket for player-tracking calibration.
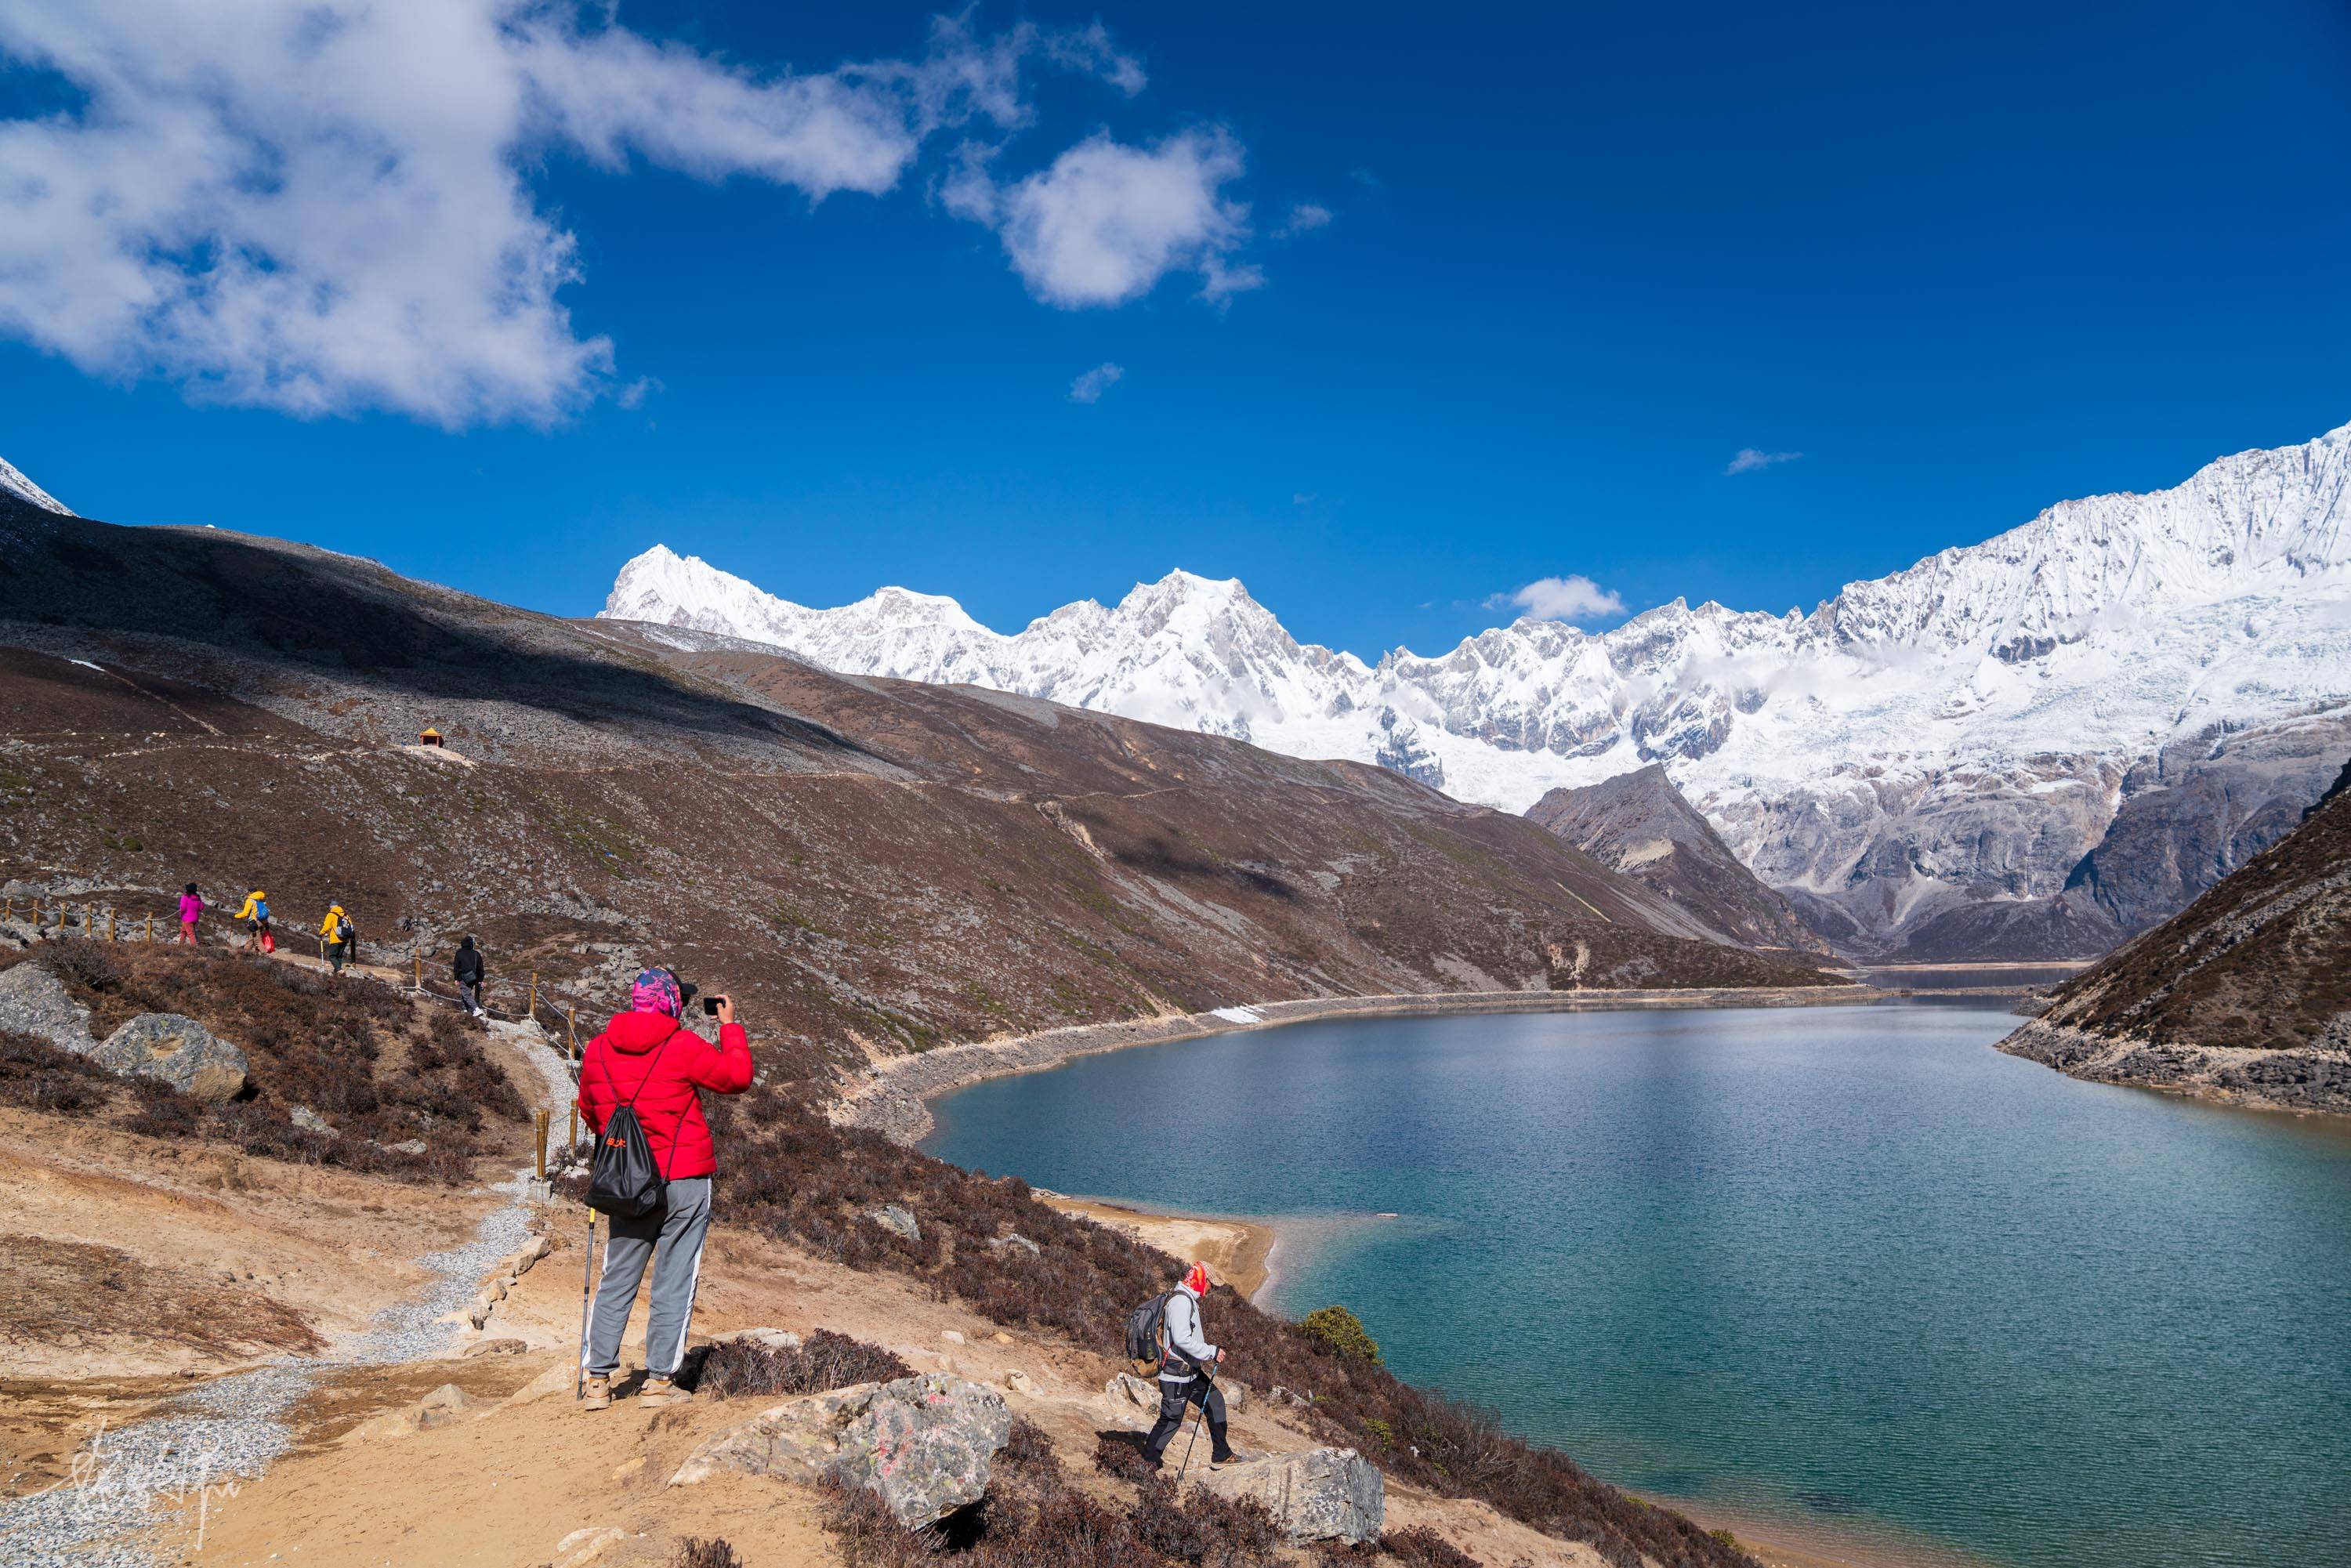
[1143,1260,1241,1471]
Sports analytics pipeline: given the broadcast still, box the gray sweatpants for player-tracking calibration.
[584,1176,710,1379]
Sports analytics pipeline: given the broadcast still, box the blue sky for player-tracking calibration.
[2,1,2348,660]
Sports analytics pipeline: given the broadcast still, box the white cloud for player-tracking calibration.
[1276,202,1332,238]
[0,2,1150,425]
[955,129,1259,308]
[1495,575,1627,623]
[1726,447,1802,474]
[1068,361,1124,403]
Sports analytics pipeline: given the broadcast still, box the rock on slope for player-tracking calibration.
[2000,756,2351,1112]
[605,423,2351,960]
[1527,765,1834,958]
[0,494,1835,1080]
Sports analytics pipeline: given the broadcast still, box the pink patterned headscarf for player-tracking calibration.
[630,968,682,1017]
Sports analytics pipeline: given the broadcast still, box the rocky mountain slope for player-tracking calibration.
[1528,766,1833,958]
[607,424,2351,961]
[1999,756,2351,1113]
[0,492,1835,1081]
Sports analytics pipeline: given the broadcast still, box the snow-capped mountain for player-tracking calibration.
[602,424,2351,959]
[0,454,71,516]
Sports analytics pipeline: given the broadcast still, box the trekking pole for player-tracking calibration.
[1174,1390,1206,1483]
[574,1205,598,1399]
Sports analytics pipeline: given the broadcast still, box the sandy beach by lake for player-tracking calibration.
[1034,1189,1279,1301]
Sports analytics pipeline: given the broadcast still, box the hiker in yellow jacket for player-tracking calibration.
[321,904,355,975]
[234,889,273,952]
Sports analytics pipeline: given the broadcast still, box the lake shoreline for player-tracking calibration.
[837,983,1888,1143]
[1031,1190,1282,1302]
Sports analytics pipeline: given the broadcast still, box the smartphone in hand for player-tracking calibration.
[702,994,723,1016]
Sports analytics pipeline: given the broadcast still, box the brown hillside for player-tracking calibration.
[1527,764,1835,958]
[1999,757,2351,1111]
[0,504,1837,1080]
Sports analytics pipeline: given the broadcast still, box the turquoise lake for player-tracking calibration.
[920,1002,2351,1568]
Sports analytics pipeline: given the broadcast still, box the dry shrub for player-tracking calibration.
[1379,1526,1485,1567]
[0,1028,113,1116]
[1128,1477,1282,1566]
[43,937,124,998]
[698,1329,915,1399]
[1093,1431,1159,1482]
[672,1537,743,1568]
[118,1077,203,1138]
[820,1480,941,1568]
[1000,1416,1062,1479]
[20,946,526,1183]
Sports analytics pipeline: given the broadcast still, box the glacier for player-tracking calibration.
[601,423,2351,959]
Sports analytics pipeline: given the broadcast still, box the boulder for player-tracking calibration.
[1194,1447,1383,1544]
[985,1230,1041,1257]
[92,1012,248,1101]
[1107,1372,1159,1409]
[289,1105,336,1136]
[868,1203,920,1243]
[0,962,96,1052]
[671,1372,1011,1529]
[1220,1377,1250,1414]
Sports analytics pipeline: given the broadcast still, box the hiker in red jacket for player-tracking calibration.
[576,967,752,1410]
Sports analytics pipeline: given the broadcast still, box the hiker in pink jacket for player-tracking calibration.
[177,884,205,945]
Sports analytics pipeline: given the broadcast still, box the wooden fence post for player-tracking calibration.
[527,971,538,1020]
[414,949,423,992]
[145,912,154,943]
[107,907,116,941]
[534,1109,550,1181]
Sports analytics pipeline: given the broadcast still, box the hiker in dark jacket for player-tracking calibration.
[452,936,486,1018]
[575,968,753,1410]
[1143,1261,1243,1471]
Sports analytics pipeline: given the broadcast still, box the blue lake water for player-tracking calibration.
[921,1002,2351,1568]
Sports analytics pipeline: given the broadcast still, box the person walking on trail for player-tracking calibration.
[452,935,486,1018]
[1143,1260,1244,1472]
[177,884,205,946]
[233,889,272,952]
[577,968,752,1410]
[321,904,355,976]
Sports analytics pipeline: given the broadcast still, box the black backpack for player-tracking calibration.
[586,1032,679,1219]
[1124,1291,1175,1377]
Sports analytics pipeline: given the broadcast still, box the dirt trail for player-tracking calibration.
[0,1005,579,1566]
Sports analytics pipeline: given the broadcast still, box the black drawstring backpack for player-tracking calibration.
[586,1030,679,1219]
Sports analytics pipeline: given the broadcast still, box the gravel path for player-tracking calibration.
[1,1175,542,1566]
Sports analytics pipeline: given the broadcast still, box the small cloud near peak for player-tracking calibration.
[1276,201,1331,238]
[1726,447,1802,475]
[1491,575,1627,624]
[1069,362,1125,403]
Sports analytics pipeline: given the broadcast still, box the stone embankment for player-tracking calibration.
[837,984,1878,1143]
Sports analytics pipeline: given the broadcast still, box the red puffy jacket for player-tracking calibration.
[577,1010,752,1182]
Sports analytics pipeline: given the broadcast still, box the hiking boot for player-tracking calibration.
[581,1374,612,1411]
[637,1376,692,1407]
[1208,1450,1251,1471]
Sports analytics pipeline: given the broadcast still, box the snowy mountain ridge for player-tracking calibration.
[0,454,71,516]
[603,423,2351,958]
